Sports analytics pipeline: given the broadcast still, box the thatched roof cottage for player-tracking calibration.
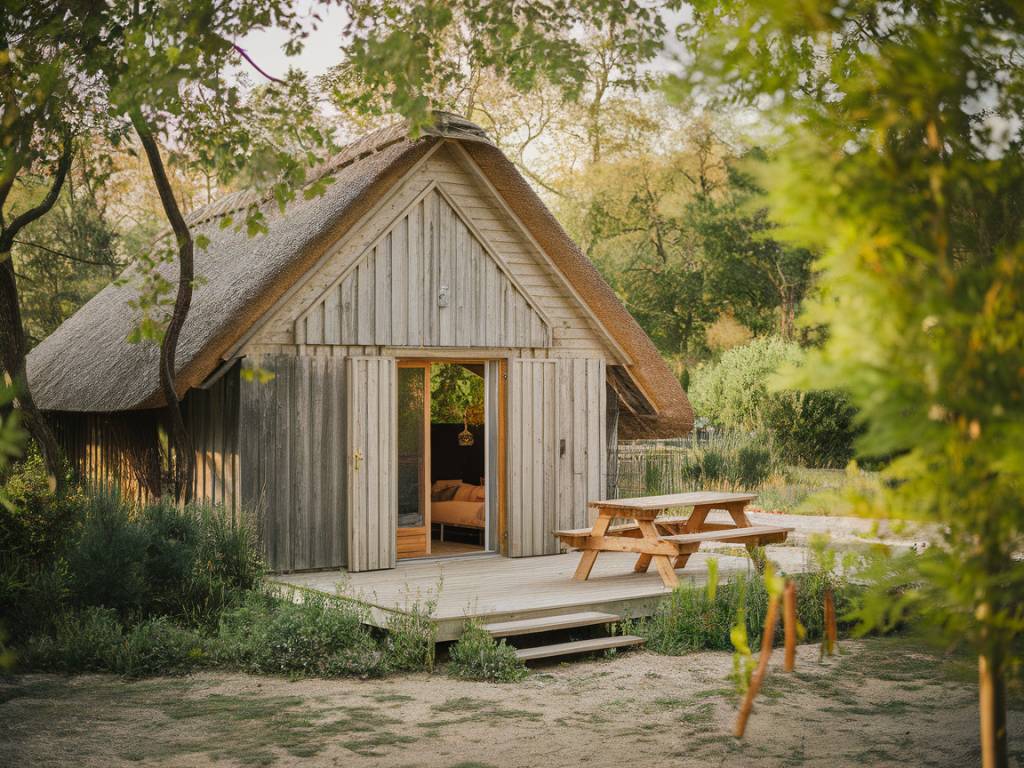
[28,114,692,572]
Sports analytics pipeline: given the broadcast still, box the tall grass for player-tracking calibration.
[625,572,860,655]
[614,431,782,498]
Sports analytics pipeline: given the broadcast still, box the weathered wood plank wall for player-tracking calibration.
[239,355,346,572]
[294,186,550,349]
[507,357,607,557]
[183,365,240,516]
[508,358,558,557]
[50,410,162,504]
[345,356,397,572]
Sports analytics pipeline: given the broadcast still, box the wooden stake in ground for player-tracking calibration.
[734,590,781,738]
[823,588,837,657]
[783,580,797,672]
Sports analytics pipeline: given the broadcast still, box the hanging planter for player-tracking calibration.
[458,413,475,447]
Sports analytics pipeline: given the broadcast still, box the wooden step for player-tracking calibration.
[482,611,621,638]
[515,635,645,662]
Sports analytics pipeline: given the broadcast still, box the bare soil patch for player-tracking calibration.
[2,636,1020,768]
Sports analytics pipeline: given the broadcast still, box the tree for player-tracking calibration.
[696,155,815,339]
[675,3,1024,765]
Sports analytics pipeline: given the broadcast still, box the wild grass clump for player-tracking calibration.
[626,572,860,655]
[447,622,527,682]
[22,607,210,677]
[215,589,387,678]
[617,431,784,498]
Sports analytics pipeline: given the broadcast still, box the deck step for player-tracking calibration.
[482,611,622,638]
[515,635,645,662]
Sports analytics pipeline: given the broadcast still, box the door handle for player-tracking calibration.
[353,449,363,471]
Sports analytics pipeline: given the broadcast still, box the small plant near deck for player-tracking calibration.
[216,589,387,678]
[384,595,438,673]
[447,622,527,683]
[629,571,860,656]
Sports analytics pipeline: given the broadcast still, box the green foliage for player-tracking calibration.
[66,494,151,617]
[0,451,84,565]
[762,390,860,469]
[689,338,859,468]
[616,431,784,497]
[675,1,1024,722]
[23,608,209,677]
[383,598,437,673]
[214,590,387,678]
[688,337,802,430]
[65,496,263,626]
[430,363,483,425]
[630,572,859,656]
[447,622,527,683]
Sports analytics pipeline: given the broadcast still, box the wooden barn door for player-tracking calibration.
[345,357,398,572]
[507,358,559,557]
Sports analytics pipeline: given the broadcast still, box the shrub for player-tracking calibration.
[688,337,802,430]
[736,446,773,487]
[0,451,85,566]
[447,622,527,682]
[63,495,263,625]
[0,556,69,641]
[763,389,860,469]
[119,617,209,677]
[66,494,150,618]
[23,607,125,672]
[384,599,437,672]
[688,337,862,468]
[215,590,386,678]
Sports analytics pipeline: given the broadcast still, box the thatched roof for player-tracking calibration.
[27,114,692,438]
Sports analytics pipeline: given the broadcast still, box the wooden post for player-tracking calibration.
[734,590,780,738]
[783,580,797,672]
[823,588,837,657]
[979,641,1009,768]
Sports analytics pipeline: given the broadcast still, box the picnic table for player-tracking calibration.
[554,492,793,588]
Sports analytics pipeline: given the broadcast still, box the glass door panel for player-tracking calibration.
[397,364,430,558]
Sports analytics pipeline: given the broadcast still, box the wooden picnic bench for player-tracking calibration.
[554,492,793,588]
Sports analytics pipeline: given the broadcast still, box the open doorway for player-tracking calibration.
[397,361,494,559]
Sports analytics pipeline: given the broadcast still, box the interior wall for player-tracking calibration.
[430,424,485,485]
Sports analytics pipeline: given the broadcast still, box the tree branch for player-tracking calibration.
[0,139,73,254]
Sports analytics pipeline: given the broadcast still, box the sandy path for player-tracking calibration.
[2,637,1019,768]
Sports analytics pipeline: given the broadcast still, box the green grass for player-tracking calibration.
[755,466,880,515]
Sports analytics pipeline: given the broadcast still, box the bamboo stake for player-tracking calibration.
[783,580,797,672]
[979,642,1009,768]
[824,588,837,657]
[734,590,780,738]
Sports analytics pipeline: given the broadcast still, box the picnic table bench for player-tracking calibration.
[554,492,793,588]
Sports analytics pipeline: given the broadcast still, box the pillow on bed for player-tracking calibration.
[453,484,476,501]
[431,485,460,502]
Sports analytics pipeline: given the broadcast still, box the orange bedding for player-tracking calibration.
[431,500,485,529]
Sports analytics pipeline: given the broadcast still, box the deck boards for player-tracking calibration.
[271,544,774,640]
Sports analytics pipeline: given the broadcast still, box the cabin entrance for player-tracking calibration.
[396,360,501,560]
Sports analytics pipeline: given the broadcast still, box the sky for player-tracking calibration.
[234,2,351,83]
[233,2,692,86]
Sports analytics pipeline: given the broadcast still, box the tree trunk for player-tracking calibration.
[132,114,195,504]
[0,143,73,491]
[979,639,1009,768]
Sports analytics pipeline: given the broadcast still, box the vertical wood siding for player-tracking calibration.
[507,358,558,557]
[557,357,607,532]
[51,410,163,504]
[507,357,607,557]
[345,356,397,572]
[239,355,347,572]
[183,366,241,517]
[294,187,550,348]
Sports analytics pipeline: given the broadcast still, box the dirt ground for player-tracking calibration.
[2,636,1021,768]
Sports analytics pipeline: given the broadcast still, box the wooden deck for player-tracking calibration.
[271,549,763,641]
